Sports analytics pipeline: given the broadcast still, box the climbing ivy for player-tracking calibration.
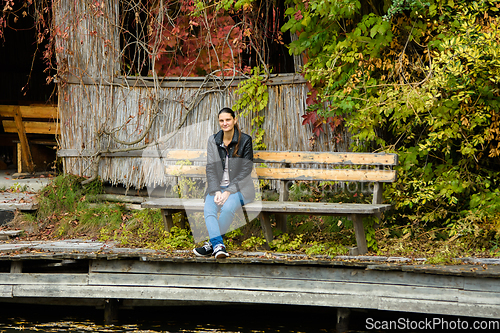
[233,66,269,150]
[281,0,500,249]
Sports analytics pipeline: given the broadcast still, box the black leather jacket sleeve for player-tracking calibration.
[205,136,222,196]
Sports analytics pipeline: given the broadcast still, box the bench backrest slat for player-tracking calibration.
[146,149,397,166]
[255,151,397,166]
[164,165,397,183]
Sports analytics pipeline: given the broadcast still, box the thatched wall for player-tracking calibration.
[54,0,351,189]
[53,0,120,79]
[58,77,350,189]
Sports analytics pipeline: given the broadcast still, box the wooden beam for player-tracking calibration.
[13,107,34,173]
[3,120,60,135]
[0,105,58,119]
[64,73,307,88]
[22,105,58,119]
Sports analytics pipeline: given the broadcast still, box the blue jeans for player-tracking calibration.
[204,188,249,248]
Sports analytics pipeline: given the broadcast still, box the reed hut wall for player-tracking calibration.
[53,0,120,80]
[54,0,351,190]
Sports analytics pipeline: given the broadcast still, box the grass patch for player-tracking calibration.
[11,174,193,250]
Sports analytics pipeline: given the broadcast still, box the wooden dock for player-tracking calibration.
[0,240,498,327]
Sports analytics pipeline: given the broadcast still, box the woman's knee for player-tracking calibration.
[220,197,242,215]
[204,196,219,217]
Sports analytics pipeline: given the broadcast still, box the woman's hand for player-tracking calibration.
[214,191,230,206]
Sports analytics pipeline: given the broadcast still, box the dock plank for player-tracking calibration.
[0,192,38,211]
[0,285,13,298]
[11,284,500,319]
[458,289,500,306]
[0,273,88,285]
[377,298,500,319]
[90,260,466,290]
[88,272,464,303]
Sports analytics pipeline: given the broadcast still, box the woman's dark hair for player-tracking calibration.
[219,107,241,157]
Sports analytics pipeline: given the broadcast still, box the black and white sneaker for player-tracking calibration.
[193,242,213,257]
[213,244,229,259]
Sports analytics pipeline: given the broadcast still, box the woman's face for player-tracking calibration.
[219,112,237,133]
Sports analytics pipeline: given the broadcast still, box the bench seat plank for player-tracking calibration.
[142,198,391,215]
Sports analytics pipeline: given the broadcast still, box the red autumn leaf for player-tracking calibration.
[313,124,324,137]
[294,10,303,21]
[301,111,317,126]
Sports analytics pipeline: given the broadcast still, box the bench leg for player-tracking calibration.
[350,214,368,255]
[162,209,174,232]
[179,211,186,230]
[259,212,273,246]
[277,180,289,233]
[275,214,287,233]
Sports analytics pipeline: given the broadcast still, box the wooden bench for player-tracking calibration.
[0,104,59,173]
[141,149,398,255]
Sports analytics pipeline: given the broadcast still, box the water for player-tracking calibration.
[0,303,496,332]
[0,303,340,332]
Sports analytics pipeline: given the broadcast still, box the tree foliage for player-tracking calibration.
[151,0,246,76]
[281,0,500,247]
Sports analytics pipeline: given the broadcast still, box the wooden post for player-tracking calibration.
[336,308,350,333]
[13,106,34,173]
[10,261,22,273]
[161,209,174,232]
[372,182,384,205]
[259,212,273,249]
[179,212,187,230]
[350,214,368,255]
[290,32,304,72]
[104,299,119,325]
[372,181,384,228]
[276,179,289,233]
[17,143,22,174]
